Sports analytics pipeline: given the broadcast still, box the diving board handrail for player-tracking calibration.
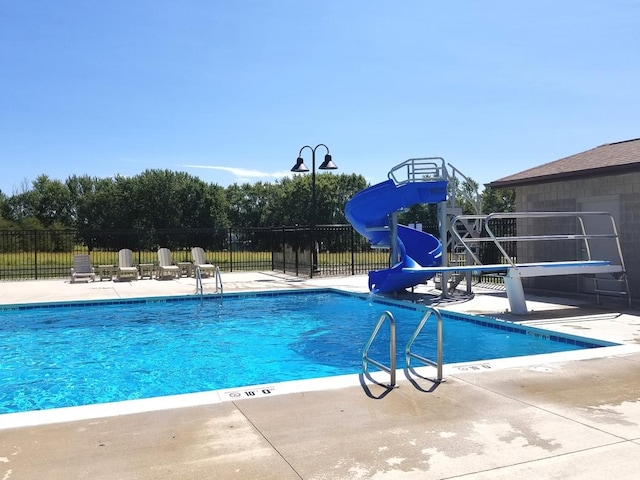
[451,211,627,272]
[447,211,629,313]
[362,311,397,388]
[405,307,444,384]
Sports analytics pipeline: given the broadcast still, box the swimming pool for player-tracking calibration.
[0,289,616,414]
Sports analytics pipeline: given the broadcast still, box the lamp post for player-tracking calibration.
[290,144,338,277]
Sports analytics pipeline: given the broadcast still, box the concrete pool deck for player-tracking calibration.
[1,272,640,479]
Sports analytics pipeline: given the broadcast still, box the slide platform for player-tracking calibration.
[345,179,447,294]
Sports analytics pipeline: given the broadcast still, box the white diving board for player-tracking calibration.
[403,260,623,315]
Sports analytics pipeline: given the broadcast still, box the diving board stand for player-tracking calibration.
[440,211,630,314]
[404,260,623,314]
[502,261,623,314]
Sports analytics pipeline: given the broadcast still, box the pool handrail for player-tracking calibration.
[194,265,223,298]
[405,307,444,384]
[195,266,203,296]
[214,265,223,297]
[362,310,397,388]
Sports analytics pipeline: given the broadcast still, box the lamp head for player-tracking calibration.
[290,157,309,173]
[319,153,338,170]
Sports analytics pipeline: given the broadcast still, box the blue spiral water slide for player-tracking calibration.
[344,159,448,294]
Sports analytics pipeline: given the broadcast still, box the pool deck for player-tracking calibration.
[1,272,640,479]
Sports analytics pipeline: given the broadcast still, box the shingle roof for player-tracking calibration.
[486,138,640,188]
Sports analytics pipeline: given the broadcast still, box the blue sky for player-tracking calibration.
[1,1,638,196]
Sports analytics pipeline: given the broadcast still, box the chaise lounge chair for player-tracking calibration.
[70,254,96,283]
[116,248,139,281]
[191,247,216,277]
[156,248,180,279]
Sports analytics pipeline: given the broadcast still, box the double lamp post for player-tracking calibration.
[290,144,338,277]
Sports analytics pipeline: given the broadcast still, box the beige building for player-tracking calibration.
[486,138,640,306]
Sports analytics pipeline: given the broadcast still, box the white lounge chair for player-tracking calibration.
[191,247,216,277]
[156,248,180,279]
[70,254,96,283]
[116,248,139,281]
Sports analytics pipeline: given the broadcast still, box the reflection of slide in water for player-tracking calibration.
[344,179,447,294]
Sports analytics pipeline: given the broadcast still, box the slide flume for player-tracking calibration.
[345,179,447,294]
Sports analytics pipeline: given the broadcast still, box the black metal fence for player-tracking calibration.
[0,220,515,281]
[0,225,389,281]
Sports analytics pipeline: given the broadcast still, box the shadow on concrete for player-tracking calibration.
[403,366,444,393]
[358,372,397,399]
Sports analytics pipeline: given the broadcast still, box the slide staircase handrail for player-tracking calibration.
[446,162,482,215]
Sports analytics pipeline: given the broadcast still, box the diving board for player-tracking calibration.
[404,260,624,315]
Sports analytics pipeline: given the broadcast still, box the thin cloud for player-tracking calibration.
[182,164,293,181]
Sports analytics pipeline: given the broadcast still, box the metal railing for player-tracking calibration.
[362,311,397,388]
[0,220,515,282]
[405,308,444,384]
[214,266,223,297]
[387,157,446,185]
[195,266,203,296]
[451,211,626,269]
[0,225,390,281]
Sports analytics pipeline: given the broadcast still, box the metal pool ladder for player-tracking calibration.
[194,266,224,299]
[195,266,203,296]
[362,307,444,389]
[362,311,397,388]
[214,266,223,297]
[405,308,444,384]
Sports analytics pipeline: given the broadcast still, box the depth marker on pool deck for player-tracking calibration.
[221,386,276,400]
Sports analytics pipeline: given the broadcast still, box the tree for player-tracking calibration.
[226,181,278,227]
[30,175,74,227]
[482,187,516,213]
[125,169,229,230]
[398,204,438,232]
[4,190,38,223]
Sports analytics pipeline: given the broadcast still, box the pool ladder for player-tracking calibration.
[194,266,224,298]
[362,307,443,388]
[362,311,397,387]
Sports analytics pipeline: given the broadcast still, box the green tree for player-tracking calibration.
[30,175,74,227]
[274,173,367,226]
[482,187,516,213]
[4,190,38,223]
[226,181,278,227]
[398,204,438,231]
[125,169,229,231]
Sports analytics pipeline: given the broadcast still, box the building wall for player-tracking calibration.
[514,171,640,303]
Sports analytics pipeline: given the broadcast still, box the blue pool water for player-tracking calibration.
[0,289,614,414]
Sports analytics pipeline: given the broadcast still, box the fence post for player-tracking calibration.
[270,228,275,271]
[228,227,233,272]
[295,225,300,276]
[350,227,355,276]
[280,226,286,274]
[34,230,39,280]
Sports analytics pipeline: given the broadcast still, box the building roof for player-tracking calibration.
[487,138,640,188]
